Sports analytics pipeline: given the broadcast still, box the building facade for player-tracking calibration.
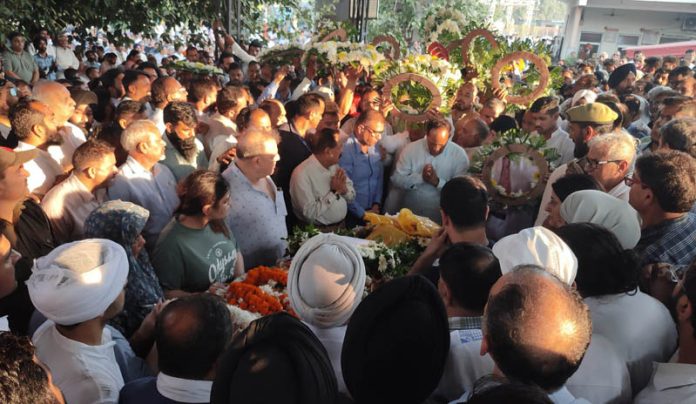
[560,0,696,58]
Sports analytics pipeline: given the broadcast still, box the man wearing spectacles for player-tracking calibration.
[628,151,696,268]
[339,110,385,227]
[535,103,618,226]
[340,89,394,138]
[582,132,637,202]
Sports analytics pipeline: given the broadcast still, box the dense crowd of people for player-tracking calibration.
[0,26,695,403]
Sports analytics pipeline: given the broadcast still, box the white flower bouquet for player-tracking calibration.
[422,9,468,45]
[164,60,224,76]
[258,44,306,67]
[303,41,385,73]
[372,54,462,115]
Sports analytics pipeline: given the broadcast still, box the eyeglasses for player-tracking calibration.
[584,158,623,170]
[364,126,384,139]
[623,176,642,187]
[245,153,279,162]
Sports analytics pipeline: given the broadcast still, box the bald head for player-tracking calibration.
[249,108,272,131]
[483,266,591,391]
[32,80,76,125]
[155,294,233,379]
[454,117,489,149]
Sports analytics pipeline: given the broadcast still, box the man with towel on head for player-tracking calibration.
[27,239,141,404]
[288,233,366,394]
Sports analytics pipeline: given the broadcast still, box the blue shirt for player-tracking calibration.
[223,163,288,269]
[339,135,383,218]
[636,213,696,266]
[34,53,56,80]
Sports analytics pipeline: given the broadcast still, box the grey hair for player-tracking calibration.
[120,120,159,152]
[588,132,638,163]
[236,128,280,158]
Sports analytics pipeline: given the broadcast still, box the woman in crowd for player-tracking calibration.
[152,169,244,298]
[83,200,164,338]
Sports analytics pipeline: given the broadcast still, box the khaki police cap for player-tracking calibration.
[566,102,618,125]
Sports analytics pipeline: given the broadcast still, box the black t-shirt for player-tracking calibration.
[0,199,56,335]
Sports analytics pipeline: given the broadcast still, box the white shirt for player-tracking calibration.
[15,141,64,197]
[635,362,696,403]
[585,291,678,393]
[208,134,237,173]
[41,173,104,243]
[290,155,355,225]
[535,162,569,226]
[435,332,493,403]
[150,107,166,135]
[566,333,632,404]
[54,46,80,76]
[304,323,349,394]
[391,138,469,222]
[608,180,630,202]
[47,122,87,169]
[545,127,575,167]
[548,387,591,404]
[33,321,123,404]
[107,156,179,248]
[205,112,237,157]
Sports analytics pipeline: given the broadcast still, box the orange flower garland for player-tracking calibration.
[242,266,288,287]
[226,266,296,317]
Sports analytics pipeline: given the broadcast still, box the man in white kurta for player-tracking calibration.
[290,154,356,226]
[391,123,469,223]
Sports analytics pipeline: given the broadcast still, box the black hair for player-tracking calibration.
[555,223,639,298]
[188,78,218,103]
[489,115,518,134]
[0,332,57,404]
[156,294,233,379]
[310,128,340,154]
[660,118,696,158]
[294,93,323,119]
[122,70,149,95]
[529,96,560,115]
[163,101,198,127]
[635,151,696,212]
[551,174,602,201]
[439,243,501,311]
[440,176,488,229]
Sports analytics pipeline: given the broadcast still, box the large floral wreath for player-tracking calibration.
[372,54,462,116]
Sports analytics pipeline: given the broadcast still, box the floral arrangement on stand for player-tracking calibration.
[258,44,305,67]
[312,20,360,42]
[163,59,224,76]
[372,54,462,116]
[421,8,468,46]
[448,25,564,106]
[469,128,559,175]
[303,41,385,74]
[226,266,296,328]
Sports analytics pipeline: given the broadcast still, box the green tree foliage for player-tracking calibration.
[0,0,299,46]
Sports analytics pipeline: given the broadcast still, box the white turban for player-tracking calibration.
[27,239,129,325]
[492,227,578,285]
[289,233,366,328]
[560,190,641,249]
[572,89,598,107]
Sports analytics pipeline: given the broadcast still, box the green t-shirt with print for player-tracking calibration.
[153,219,238,293]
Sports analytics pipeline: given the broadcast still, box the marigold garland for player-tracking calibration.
[226,266,296,317]
[243,266,288,287]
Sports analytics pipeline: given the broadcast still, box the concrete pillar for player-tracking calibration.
[561,5,583,58]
